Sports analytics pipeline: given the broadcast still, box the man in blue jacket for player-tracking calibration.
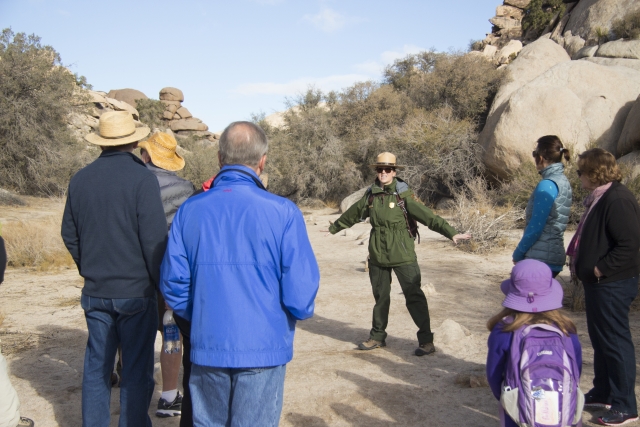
[161,121,320,426]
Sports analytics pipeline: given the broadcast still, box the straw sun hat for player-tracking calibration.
[369,152,405,171]
[85,111,150,146]
[138,132,185,171]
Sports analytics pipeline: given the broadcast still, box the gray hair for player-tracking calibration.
[218,121,268,166]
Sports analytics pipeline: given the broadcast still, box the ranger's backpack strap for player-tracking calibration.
[395,193,420,243]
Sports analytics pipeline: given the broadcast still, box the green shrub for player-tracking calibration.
[521,0,566,36]
[136,98,165,130]
[384,51,504,123]
[177,135,219,188]
[611,10,640,40]
[0,28,91,196]
[468,39,484,52]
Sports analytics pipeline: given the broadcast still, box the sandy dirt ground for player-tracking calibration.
[1,200,639,426]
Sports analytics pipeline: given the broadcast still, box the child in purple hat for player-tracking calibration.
[486,259,583,427]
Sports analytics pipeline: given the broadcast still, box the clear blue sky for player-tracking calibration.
[1,0,498,132]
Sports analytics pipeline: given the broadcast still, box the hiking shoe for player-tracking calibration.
[358,339,386,350]
[17,418,34,427]
[415,342,436,356]
[598,410,638,426]
[156,391,182,418]
[585,391,612,409]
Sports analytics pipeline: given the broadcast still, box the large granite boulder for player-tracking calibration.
[582,57,640,72]
[564,0,640,44]
[160,87,185,102]
[596,40,640,60]
[504,0,531,8]
[105,97,139,120]
[618,94,640,156]
[480,60,640,179]
[106,88,148,108]
[170,118,208,132]
[340,187,368,213]
[486,39,570,119]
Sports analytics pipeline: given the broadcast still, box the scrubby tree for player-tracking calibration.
[0,28,90,195]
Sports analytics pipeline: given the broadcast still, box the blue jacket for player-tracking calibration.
[160,165,320,368]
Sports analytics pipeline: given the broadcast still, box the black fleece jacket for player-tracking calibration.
[576,181,640,285]
[61,150,168,298]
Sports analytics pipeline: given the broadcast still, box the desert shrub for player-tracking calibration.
[468,39,484,52]
[136,98,166,130]
[330,82,415,141]
[384,51,504,123]
[265,95,363,203]
[0,29,91,196]
[521,0,566,36]
[449,177,520,253]
[593,26,611,45]
[611,10,640,40]
[177,135,220,188]
[363,107,483,203]
[496,161,540,212]
[2,218,74,269]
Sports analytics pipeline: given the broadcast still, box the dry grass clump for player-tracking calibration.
[449,178,522,253]
[611,10,640,40]
[0,189,26,206]
[3,217,73,270]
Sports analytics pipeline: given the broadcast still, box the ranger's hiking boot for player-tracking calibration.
[358,339,386,350]
[415,342,436,356]
[17,418,34,427]
[598,410,639,426]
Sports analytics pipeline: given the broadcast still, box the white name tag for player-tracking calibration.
[389,202,395,208]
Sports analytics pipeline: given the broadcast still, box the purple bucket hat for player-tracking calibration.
[500,259,563,313]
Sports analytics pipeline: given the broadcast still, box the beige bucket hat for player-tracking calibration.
[85,111,150,146]
[138,132,185,171]
[369,152,405,170]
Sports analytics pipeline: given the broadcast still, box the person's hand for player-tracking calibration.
[452,233,471,245]
[594,266,603,278]
[319,230,331,237]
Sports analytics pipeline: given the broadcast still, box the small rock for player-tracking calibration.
[359,237,370,246]
[422,283,437,296]
[342,229,353,237]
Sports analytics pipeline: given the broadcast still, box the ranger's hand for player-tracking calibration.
[452,233,471,245]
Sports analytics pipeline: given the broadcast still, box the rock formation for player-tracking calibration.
[478,0,640,179]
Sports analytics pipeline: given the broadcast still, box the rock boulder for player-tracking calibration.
[504,0,530,8]
[340,187,368,213]
[582,57,640,72]
[618,94,640,156]
[480,60,640,179]
[597,40,640,60]
[160,87,184,102]
[106,88,148,108]
[170,118,208,132]
[564,0,640,44]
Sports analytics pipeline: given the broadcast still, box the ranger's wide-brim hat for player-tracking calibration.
[369,152,405,170]
[85,111,150,146]
[138,132,185,171]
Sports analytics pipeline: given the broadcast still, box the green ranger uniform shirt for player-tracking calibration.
[329,178,457,267]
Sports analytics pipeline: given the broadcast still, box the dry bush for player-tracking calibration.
[611,9,640,40]
[177,136,220,188]
[3,217,73,270]
[565,276,585,311]
[363,107,483,203]
[449,177,521,253]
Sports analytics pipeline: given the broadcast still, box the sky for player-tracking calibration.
[1,0,499,132]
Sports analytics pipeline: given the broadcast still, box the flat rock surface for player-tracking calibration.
[0,201,635,426]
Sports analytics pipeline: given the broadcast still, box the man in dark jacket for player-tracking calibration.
[61,111,168,427]
[139,131,194,422]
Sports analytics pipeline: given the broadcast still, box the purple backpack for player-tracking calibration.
[501,324,584,427]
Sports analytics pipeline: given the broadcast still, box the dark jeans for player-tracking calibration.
[80,294,157,427]
[174,313,193,427]
[368,262,433,344]
[584,276,639,414]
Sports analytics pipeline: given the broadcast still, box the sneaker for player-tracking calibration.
[17,418,34,427]
[415,342,436,356]
[598,410,639,426]
[358,339,386,350]
[585,391,612,409]
[156,391,182,418]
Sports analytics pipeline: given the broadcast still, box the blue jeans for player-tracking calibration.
[190,364,286,427]
[81,294,158,427]
[584,276,639,414]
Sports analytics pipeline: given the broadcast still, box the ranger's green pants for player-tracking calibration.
[368,262,433,344]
